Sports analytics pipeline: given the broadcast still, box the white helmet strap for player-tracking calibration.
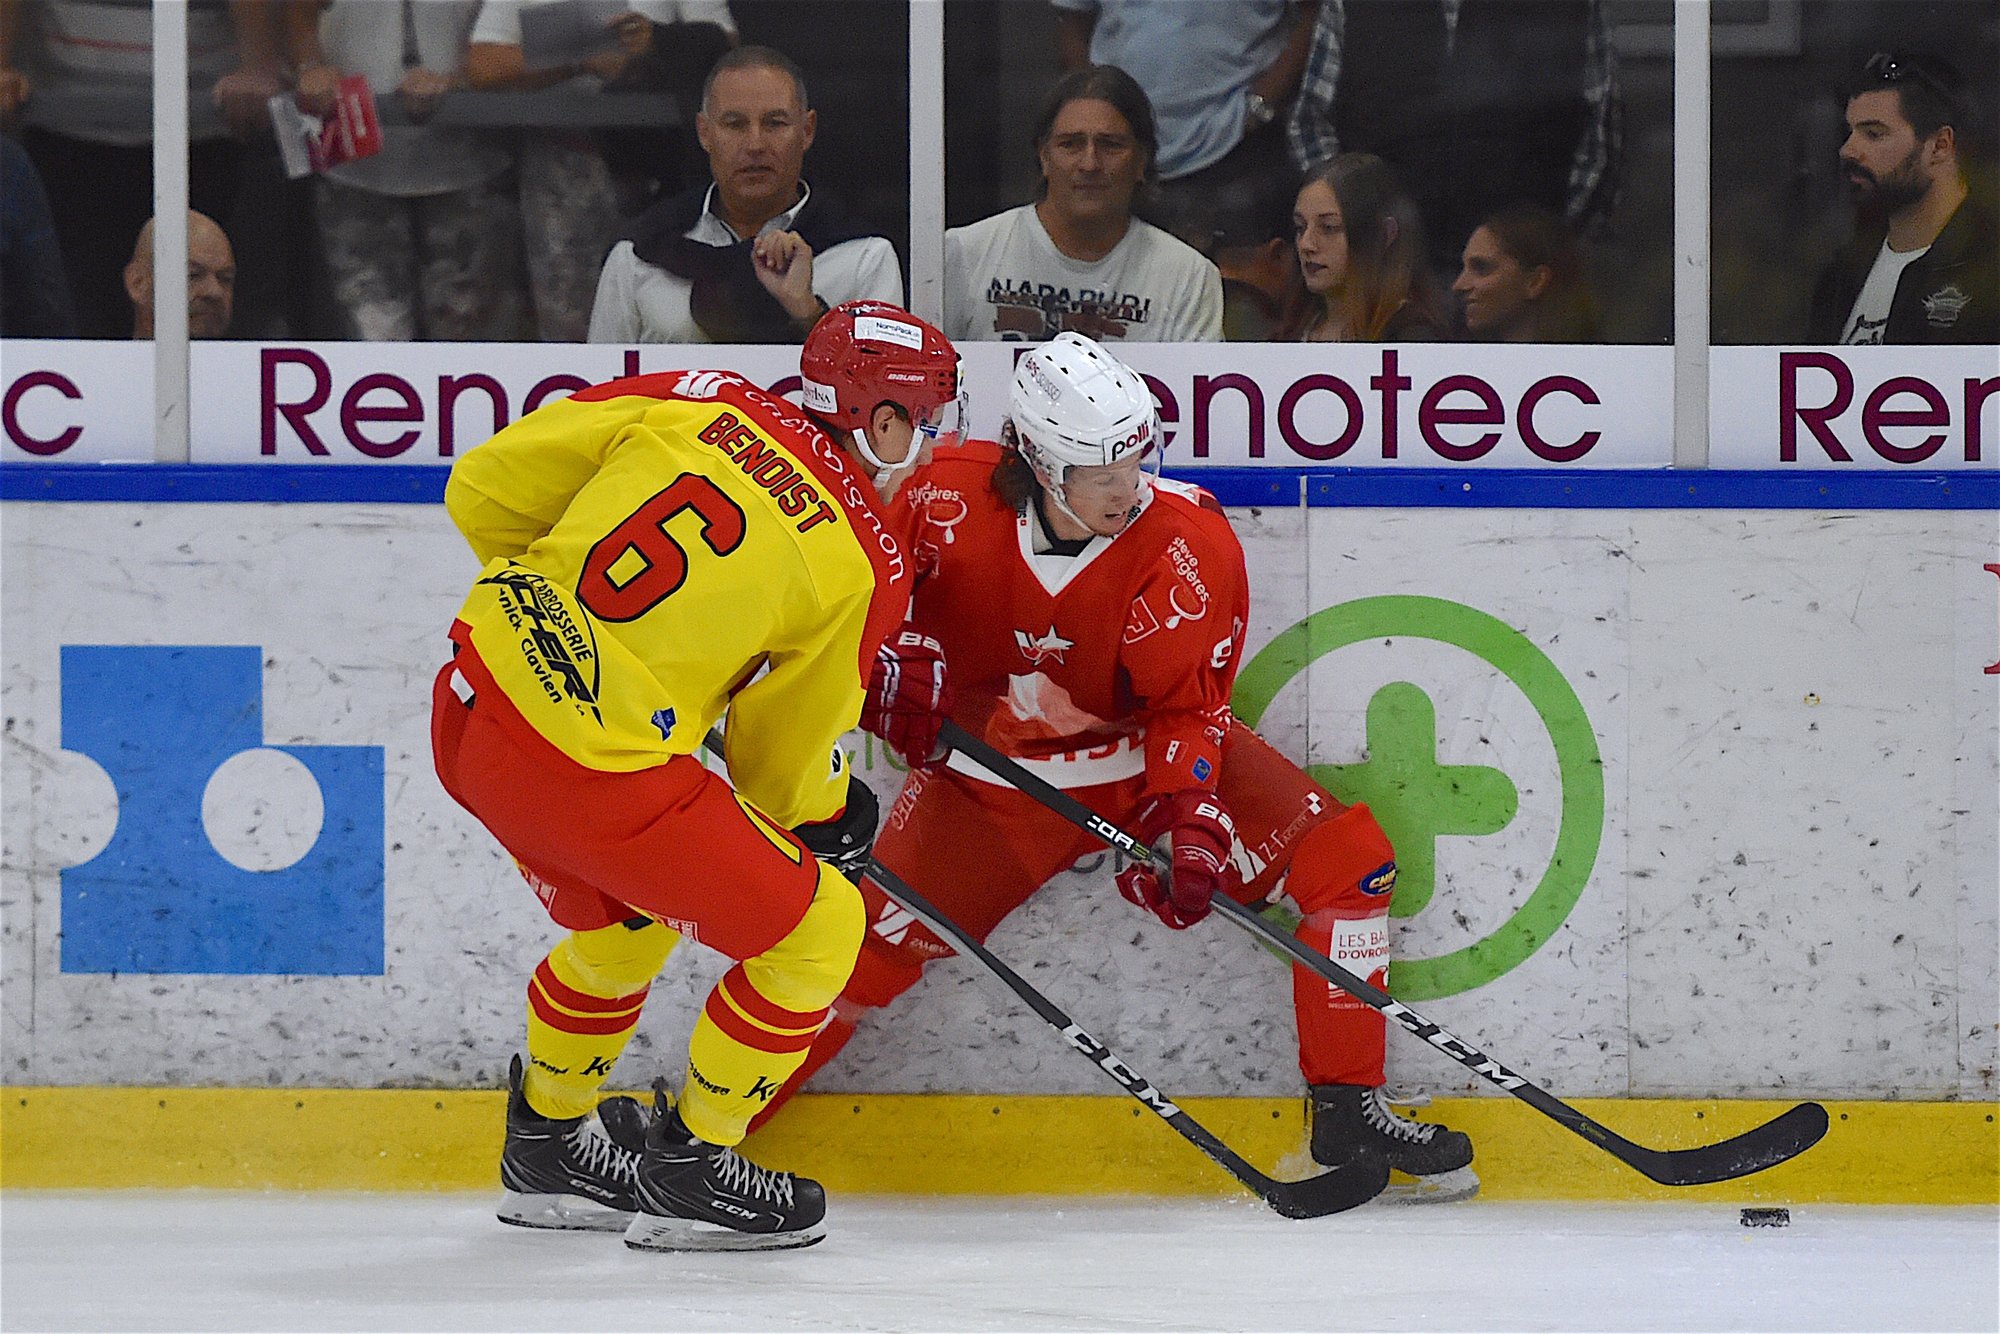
[857,418,942,501]
[1023,440,1092,533]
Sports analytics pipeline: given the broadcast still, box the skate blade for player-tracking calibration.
[1372,1166,1480,1205]
[623,1213,825,1253]
[497,1191,635,1233]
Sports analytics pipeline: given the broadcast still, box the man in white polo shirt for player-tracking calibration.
[588,44,903,344]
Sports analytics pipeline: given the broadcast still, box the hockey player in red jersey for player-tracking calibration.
[755,332,1476,1199]
[431,300,965,1250]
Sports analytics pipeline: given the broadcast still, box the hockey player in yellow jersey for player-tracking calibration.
[429,301,965,1251]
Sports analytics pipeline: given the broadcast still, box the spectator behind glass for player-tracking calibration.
[1288,152,1448,342]
[1051,0,1314,260]
[3,0,282,337]
[1286,0,1621,282]
[942,64,1222,342]
[123,210,235,339]
[286,0,530,341]
[1809,51,1997,345]
[1206,163,1302,341]
[465,1,735,343]
[587,44,901,344]
[589,3,736,214]
[0,131,76,336]
[1453,203,1598,343]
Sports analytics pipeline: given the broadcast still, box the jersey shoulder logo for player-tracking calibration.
[1123,597,1162,645]
[672,370,738,400]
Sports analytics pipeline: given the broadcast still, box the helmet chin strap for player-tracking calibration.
[1041,467,1095,534]
[852,427,920,499]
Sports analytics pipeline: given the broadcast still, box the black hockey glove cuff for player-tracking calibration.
[792,773,880,881]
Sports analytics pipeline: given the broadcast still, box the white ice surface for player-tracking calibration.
[2,1193,1994,1332]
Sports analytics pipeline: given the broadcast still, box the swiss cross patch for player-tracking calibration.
[1123,598,1161,644]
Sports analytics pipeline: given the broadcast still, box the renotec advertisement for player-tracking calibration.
[8,341,1994,469]
[4,340,1687,468]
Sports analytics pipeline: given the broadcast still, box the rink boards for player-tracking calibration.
[0,466,1994,1201]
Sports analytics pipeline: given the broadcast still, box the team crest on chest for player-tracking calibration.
[1014,625,1075,666]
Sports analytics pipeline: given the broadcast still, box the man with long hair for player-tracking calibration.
[751,333,1479,1203]
[943,65,1223,342]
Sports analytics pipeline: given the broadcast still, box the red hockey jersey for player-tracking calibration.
[890,440,1248,794]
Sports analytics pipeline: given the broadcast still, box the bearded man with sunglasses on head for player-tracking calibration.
[1810,50,1997,344]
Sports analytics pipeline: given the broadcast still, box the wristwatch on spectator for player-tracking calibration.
[1244,92,1278,128]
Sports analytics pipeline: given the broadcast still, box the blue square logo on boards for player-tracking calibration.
[59,645,385,975]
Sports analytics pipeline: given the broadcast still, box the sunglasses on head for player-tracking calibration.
[1862,52,1955,100]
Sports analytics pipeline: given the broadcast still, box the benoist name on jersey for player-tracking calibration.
[697,411,840,534]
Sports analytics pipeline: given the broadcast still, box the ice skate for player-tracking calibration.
[497,1054,649,1232]
[1310,1083,1479,1204]
[623,1086,827,1252]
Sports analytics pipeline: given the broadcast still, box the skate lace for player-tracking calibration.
[715,1147,796,1207]
[567,1119,641,1186]
[1361,1086,1438,1144]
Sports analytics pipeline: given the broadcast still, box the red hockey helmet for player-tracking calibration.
[799,301,966,459]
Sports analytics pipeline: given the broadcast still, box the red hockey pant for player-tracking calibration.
[756,721,1397,1128]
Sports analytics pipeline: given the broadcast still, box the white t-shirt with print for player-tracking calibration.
[942,204,1223,342]
[1840,240,1931,345]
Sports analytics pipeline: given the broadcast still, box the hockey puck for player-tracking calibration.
[1739,1207,1790,1227]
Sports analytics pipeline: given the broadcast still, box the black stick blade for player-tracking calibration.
[1625,1102,1831,1186]
[1255,1150,1391,1219]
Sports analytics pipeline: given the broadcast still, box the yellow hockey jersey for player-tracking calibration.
[443,369,912,829]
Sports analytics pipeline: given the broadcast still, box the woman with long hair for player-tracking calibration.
[1453,203,1601,342]
[1286,153,1450,341]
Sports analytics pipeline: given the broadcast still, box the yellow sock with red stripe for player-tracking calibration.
[680,863,863,1146]
[522,920,677,1121]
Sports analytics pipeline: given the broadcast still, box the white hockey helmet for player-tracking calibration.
[1007,333,1160,528]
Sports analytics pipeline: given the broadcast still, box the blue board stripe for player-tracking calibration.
[2,462,1993,509]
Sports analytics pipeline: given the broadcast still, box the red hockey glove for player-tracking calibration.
[862,628,950,767]
[1115,790,1240,929]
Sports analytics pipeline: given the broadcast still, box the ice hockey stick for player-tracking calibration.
[860,856,1389,1217]
[937,720,1830,1188]
[698,728,1385,1215]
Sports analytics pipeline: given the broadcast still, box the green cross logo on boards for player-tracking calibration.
[1233,596,1604,1001]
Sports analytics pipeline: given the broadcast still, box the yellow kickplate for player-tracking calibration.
[2,1088,1993,1203]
